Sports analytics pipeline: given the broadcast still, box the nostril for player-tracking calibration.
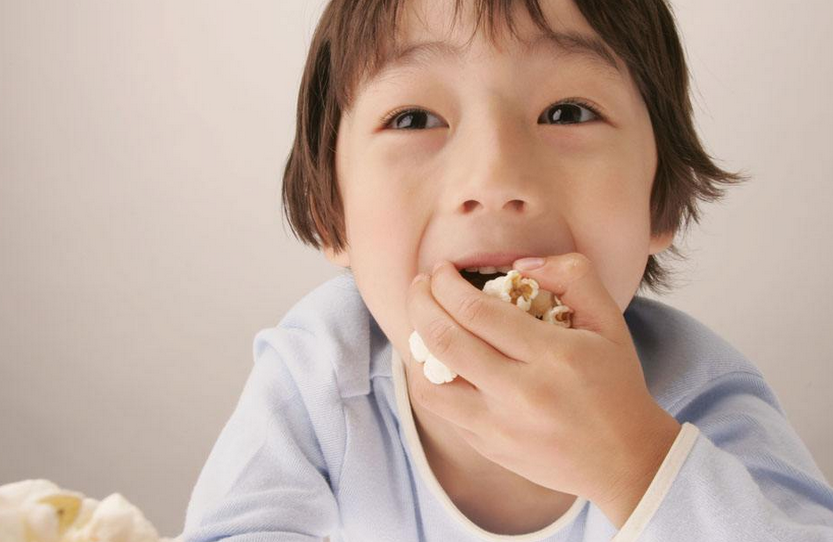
[462,200,480,212]
[462,200,525,212]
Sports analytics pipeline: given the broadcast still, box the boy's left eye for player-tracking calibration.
[379,100,602,131]
[381,108,444,130]
[540,102,600,125]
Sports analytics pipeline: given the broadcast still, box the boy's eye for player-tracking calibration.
[383,109,444,130]
[381,100,602,131]
[540,102,600,125]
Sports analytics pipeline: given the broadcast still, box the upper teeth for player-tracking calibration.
[464,266,512,274]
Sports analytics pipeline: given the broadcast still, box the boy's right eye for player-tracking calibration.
[380,108,444,130]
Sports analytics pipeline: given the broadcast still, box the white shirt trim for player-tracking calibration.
[391,347,589,541]
[611,421,700,542]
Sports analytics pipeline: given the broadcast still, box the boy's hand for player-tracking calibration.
[406,253,681,528]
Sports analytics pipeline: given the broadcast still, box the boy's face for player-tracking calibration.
[325,0,673,360]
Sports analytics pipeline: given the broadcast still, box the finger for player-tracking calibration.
[404,348,486,435]
[513,252,629,344]
[429,260,577,363]
[407,273,523,397]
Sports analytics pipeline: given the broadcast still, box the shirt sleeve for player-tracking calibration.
[182,339,341,542]
[613,371,833,542]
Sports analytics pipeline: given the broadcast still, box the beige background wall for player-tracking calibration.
[1,0,831,536]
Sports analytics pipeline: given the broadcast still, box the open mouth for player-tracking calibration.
[459,269,509,290]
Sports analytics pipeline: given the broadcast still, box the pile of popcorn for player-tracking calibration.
[410,270,573,384]
[0,479,181,542]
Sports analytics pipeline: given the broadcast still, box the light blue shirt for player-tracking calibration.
[183,272,833,541]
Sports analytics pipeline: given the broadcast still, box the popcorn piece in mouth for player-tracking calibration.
[483,270,573,327]
[483,269,538,311]
[409,270,573,384]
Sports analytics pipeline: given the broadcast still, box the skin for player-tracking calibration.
[324,0,680,531]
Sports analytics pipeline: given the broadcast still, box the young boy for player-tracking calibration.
[183,0,833,540]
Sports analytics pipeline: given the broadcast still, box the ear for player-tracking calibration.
[648,229,675,255]
[324,245,351,268]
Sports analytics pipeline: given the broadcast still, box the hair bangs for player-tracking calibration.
[334,0,558,113]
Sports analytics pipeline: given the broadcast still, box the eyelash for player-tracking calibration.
[378,98,604,128]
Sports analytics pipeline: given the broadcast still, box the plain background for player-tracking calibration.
[1,0,832,536]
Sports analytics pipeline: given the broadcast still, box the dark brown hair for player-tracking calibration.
[281,0,749,295]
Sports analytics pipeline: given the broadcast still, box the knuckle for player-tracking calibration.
[507,369,543,412]
[457,293,487,323]
[523,380,552,411]
[539,340,566,372]
[425,317,456,357]
[565,253,593,278]
[508,384,532,414]
[559,348,580,372]
[559,349,591,387]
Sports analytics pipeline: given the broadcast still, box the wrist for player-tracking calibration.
[594,407,682,529]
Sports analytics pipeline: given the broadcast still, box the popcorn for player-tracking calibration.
[0,479,181,542]
[483,269,539,312]
[409,331,457,384]
[409,270,573,384]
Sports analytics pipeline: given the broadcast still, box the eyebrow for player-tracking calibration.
[374,30,622,81]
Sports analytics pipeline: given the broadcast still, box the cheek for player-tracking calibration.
[346,184,423,283]
[580,231,651,313]
[345,138,439,266]
[567,175,653,313]
[343,179,413,244]
[371,131,446,179]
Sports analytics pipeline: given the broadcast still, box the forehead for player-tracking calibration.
[365,0,625,86]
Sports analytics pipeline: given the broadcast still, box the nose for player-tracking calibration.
[454,104,539,216]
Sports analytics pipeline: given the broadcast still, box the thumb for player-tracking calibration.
[512,252,627,342]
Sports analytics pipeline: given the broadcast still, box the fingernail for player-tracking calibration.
[514,257,545,270]
[412,273,428,285]
[432,261,446,274]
